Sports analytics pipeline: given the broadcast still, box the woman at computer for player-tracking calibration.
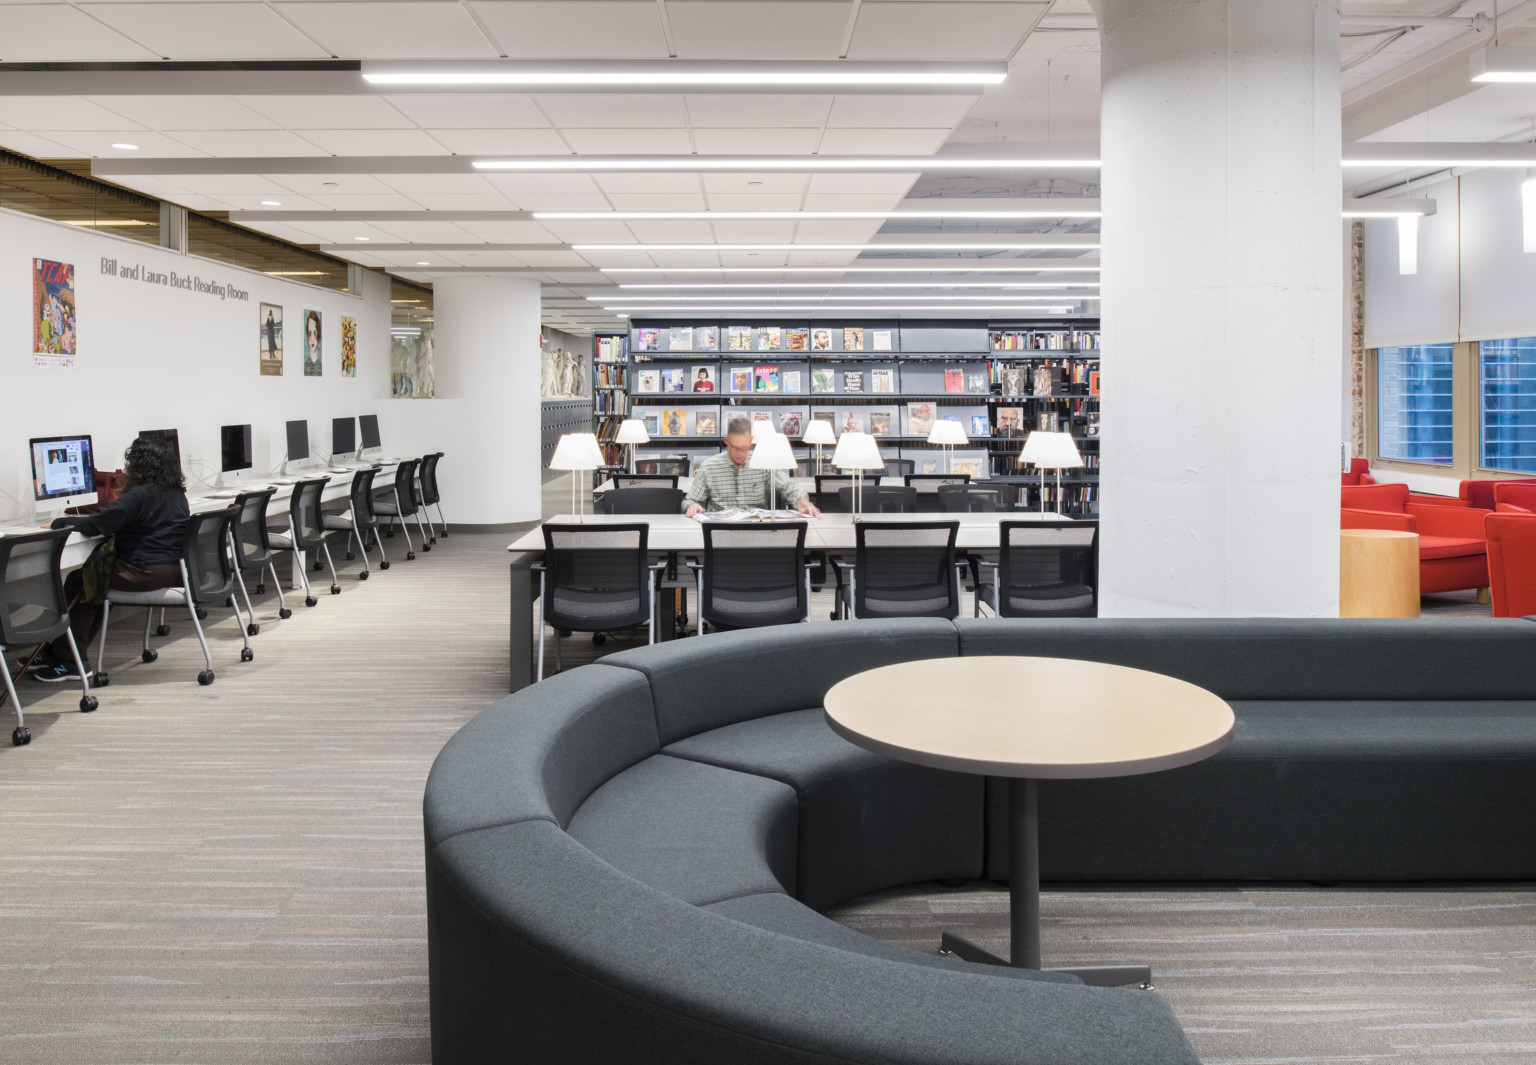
[29,437,190,683]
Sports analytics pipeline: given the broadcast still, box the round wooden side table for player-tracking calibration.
[1339,529,1420,617]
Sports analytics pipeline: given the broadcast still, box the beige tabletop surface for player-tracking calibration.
[824,656,1235,780]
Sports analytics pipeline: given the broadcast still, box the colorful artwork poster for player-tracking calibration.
[33,259,76,368]
[340,315,357,378]
[260,303,283,376]
[302,308,323,377]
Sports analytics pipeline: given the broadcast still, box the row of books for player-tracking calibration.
[988,361,1101,396]
[594,390,628,415]
[632,364,996,396]
[990,330,1102,351]
[594,362,627,388]
[635,325,899,354]
[630,403,991,440]
[594,335,629,361]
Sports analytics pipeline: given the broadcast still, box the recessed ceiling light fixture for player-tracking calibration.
[416,260,431,265]
[353,236,371,241]
[260,200,282,206]
[360,59,1006,88]
[61,219,151,227]
[109,143,139,150]
[574,241,1099,252]
[263,270,325,276]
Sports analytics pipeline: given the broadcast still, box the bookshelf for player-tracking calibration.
[625,319,1101,513]
[591,331,630,474]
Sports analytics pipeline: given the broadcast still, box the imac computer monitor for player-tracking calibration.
[221,424,253,478]
[137,428,181,473]
[359,413,381,453]
[30,435,97,515]
[332,416,356,459]
[286,420,310,465]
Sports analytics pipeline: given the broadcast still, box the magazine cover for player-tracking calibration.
[871,368,894,393]
[33,258,76,368]
[922,459,938,474]
[944,369,964,393]
[755,365,780,392]
[1033,365,1058,397]
[843,371,864,393]
[731,366,753,392]
[971,414,991,436]
[843,326,864,351]
[1000,366,1026,395]
[779,410,803,436]
[643,412,660,435]
[696,410,719,436]
[967,371,987,393]
[1087,411,1101,437]
[752,411,774,433]
[786,327,809,352]
[258,302,282,377]
[952,458,983,478]
[1090,370,1101,395]
[302,309,323,377]
[340,315,357,378]
[697,326,720,351]
[662,409,685,436]
[812,410,835,430]
[872,329,894,352]
[782,370,802,393]
[670,327,693,351]
[637,370,661,393]
[995,407,1024,437]
[663,368,685,393]
[690,365,716,392]
[728,325,752,350]
[841,410,865,433]
[812,367,835,393]
[907,401,936,436]
[868,411,891,436]
[755,326,781,351]
[811,328,832,351]
[638,328,661,351]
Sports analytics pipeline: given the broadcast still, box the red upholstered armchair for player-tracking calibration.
[1340,483,1490,595]
[1494,483,1536,514]
[1412,478,1536,510]
[1485,513,1536,617]
[1341,458,1376,486]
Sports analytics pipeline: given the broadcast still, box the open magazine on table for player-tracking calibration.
[693,507,805,523]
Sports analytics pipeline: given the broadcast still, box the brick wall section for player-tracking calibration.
[1349,220,1366,457]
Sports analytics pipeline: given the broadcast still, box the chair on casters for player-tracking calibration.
[227,489,292,634]
[613,474,679,489]
[882,458,915,479]
[269,478,342,605]
[374,459,428,559]
[532,523,665,682]
[418,452,447,541]
[836,485,917,514]
[980,520,1099,618]
[97,506,251,686]
[938,483,1009,512]
[0,529,98,745]
[832,520,961,621]
[322,468,388,580]
[688,522,810,633]
[595,487,687,515]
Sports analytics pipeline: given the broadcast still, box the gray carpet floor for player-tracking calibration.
[0,483,1521,1063]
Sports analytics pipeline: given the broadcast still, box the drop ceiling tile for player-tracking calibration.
[791,220,885,242]
[717,250,791,267]
[646,250,739,268]
[303,193,427,211]
[77,3,330,60]
[372,222,485,242]
[268,173,400,195]
[799,192,907,210]
[536,221,640,243]
[1,5,159,61]
[0,131,76,158]
[237,220,336,246]
[85,95,280,131]
[847,2,1047,60]
[685,94,833,128]
[666,1,852,60]
[691,128,821,155]
[561,129,693,154]
[826,95,979,129]
[299,128,453,156]
[587,249,659,268]
[273,1,499,59]
[501,193,616,211]
[376,173,499,195]
[708,221,798,242]
[483,173,602,195]
[216,194,329,211]
[512,251,591,267]
[468,1,669,58]
[33,130,209,156]
[0,97,144,131]
[454,220,560,241]
[702,194,805,211]
[592,172,701,194]
[384,95,550,129]
[234,95,414,130]
[536,95,687,129]
[443,249,531,266]
[398,193,521,210]
[807,172,917,194]
[701,172,808,194]
[603,193,709,210]
[785,249,861,266]
[625,221,716,242]
[817,128,951,154]
[302,221,401,243]
[429,128,571,155]
[169,129,330,156]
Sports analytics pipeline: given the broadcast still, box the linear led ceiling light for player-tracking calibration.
[601,264,1099,274]
[473,154,1100,172]
[1470,45,1536,82]
[598,305,1077,314]
[361,59,1007,88]
[535,206,1104,221]
[573,241,1099,252]
[1341,197,1437,218]
[616,282,1102,289]
[592,294,1093,303]
[1342,142,1536,168]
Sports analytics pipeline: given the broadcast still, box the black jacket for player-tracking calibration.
[57,485,190,566]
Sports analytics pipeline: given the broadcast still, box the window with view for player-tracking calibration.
[1377,343,1453,465]
[1480,337,1536,474]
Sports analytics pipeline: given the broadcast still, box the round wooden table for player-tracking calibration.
[824,655,1234,987]
[1339,529,1421,618]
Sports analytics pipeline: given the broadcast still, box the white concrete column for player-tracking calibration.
[1094,0,1344,616]
[431,275,542,524]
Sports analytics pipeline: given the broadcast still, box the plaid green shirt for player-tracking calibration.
[682,451,806,512]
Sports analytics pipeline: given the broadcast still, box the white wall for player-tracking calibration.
[0,206,407,522]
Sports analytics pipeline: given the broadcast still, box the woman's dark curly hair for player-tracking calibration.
[123,436,186,492]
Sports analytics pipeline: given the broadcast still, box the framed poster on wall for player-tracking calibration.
[260,303,283,376]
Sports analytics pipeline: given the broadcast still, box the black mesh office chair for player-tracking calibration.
[269,478,341,605]
[982,521,1099,618]
[833,521,961,621]
[938,483,1011,512]
[98,506,249,686]
[882,458,916,478]
[596,487,687,515]
[322,469,388,580]
[533,523,664,681]
[418,452,446,542]
[813,474,856,513]
[614,474,679,489]
[906,474,971,512]
[689,522,810,633]
[229,488,292,632]
[836,485,917,514]
[0,529,97,744]
[374,459,427,559]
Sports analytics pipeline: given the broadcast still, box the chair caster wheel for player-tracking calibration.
[256,583,266,594]
[240,648,254,662]
[279,608,293,619]
[12,727,29,746]
[430,537,437,545]
[345,552,355,560]
[196,608,208,620]
[313,561,325,572]
[156,624,171,637]
[358,571,369,580]
[94,672,109,687]
[305,597,318,607]
[592,633,606,647]
[247,623,260,636]
[142,649,158,663]
[380,561,390,570]
[197,670,215,686]
[330,585,340,595]
[406,552,416,561]
[80,696,98,713]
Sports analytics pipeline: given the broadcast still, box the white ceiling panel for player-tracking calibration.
[304,192,427,211]
[499,193,616,210]
[469,1,670,58]
[709,221,798,242]
[235,95,413,130]
[293,220,400,242]
[625,221,717,242]
[603,193,710,210]
[0,131,76,159]
[826,95,978,128]
[536,95,687,129]
[510,251,591,267]
[169,129,330,156]
[373,222,485,241]
[376,173,499,195]
[0,5,159,62]
[86,95,281,131]
[397,193,520,210]
[214,194,328,211]
[274,1,499,59]
[0,97,143,131]
[592,172,701,194]
[701,172,808,194]
[784,249,861,266]
[847,1,1045,60]
[170,174,292,195]
[383,94,550,129]
[37,130,210,157]
[562,128,693,154]
[267,173,401,195]
[685,94,833,128]
[789,220,885,242]
[483,173,603,194]
[452,220,560,241]
[667,1,852,60]
[798,192,907,210]
[237,221,338,246]
[538,221,643,243]
[817,128,951,154]
[702,193,805,210]
[589,249,660,267]
[692,128,821,154]
[806,172,917,194]
[77,3,330,60]
[299,128,452,155]
[717,250,790,267]
[429,128,571,154]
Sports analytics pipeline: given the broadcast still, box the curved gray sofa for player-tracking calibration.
[424,616,1536,1064]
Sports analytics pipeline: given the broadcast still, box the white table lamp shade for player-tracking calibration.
[832,431,884,471]
[549,432,605,470]
[615,419,650,445]
[1033,431,1084,469]
[802,420,837,446]
[749,431,797,470]
[751,418,776,439]
[927,420,969,446]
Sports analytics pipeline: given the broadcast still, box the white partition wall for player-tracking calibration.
[1095,0,1345,617]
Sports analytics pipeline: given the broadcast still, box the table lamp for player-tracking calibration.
[549,431,605,522]
[927,419,969,475]
[1020,431,1083,515]
[751,417,775,441]
[615,418,649,474]
[749,430,797,513]
[831,431,883,518]
[803,419,836,476]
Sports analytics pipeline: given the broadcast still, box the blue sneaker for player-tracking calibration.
[33,659,91,684]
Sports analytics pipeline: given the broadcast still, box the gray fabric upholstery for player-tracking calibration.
[666,708,983,909]
[566,753,798,905]
[604,617,959,744]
